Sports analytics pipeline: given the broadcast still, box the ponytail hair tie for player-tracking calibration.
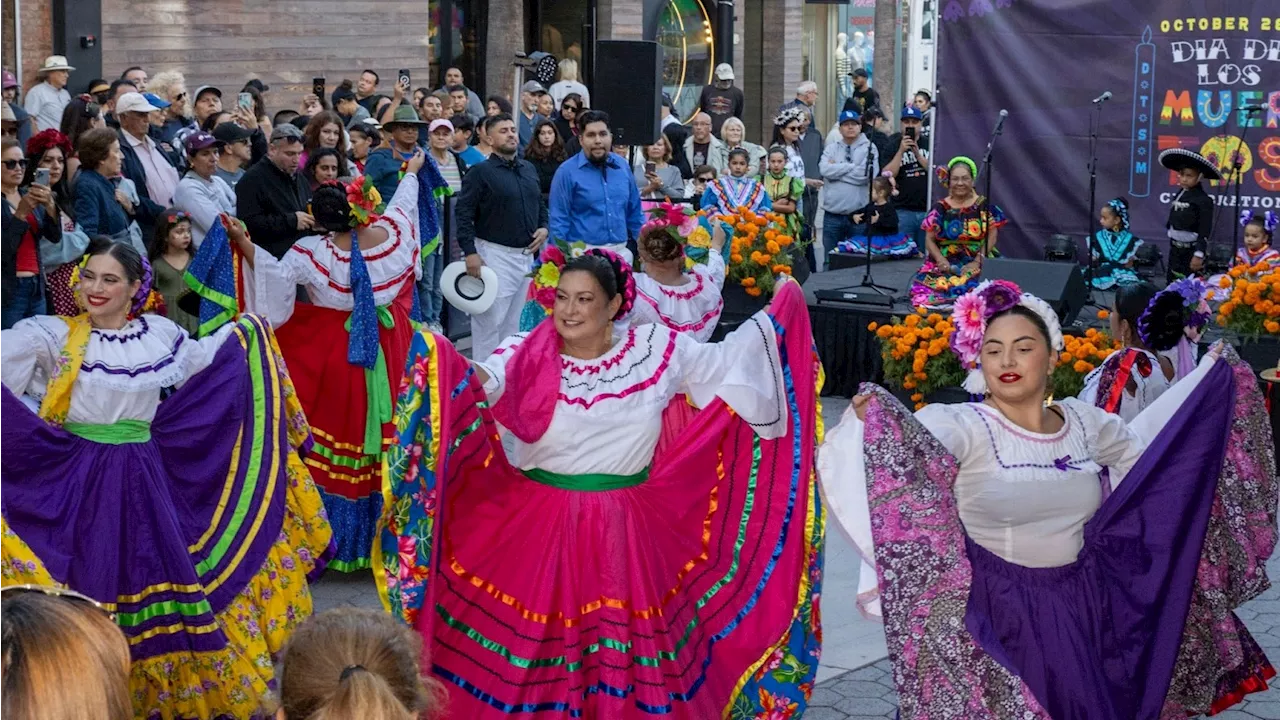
[339,664,367,681]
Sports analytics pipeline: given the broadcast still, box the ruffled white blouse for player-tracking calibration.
[818,351,1216,617]
[244,174,422,327]
[1,314,233,423]
[1079,348,1175,422]
[477,312,787,476]
[630,252,726,343]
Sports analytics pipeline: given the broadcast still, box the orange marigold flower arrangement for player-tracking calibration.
[722,206,802,297]
[1050,328,1121,397]
[1215,261,1280,337]
[869,308,966,409]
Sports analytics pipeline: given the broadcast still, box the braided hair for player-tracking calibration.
[1104,198,1130,231]
[311,181,353,233]
[1134,285,1191,352]
[561,249,635,320]
[638,225,684,264]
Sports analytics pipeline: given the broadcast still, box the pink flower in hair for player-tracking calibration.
[949,289,987,367]
[541,244,565,267]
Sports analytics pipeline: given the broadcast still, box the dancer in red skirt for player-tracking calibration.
[230,149,427,571]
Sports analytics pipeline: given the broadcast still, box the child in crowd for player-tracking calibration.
[1234,210,1280,270]
[839,176,914,257]
[1091,197,1143,290]
[700,148,772,262]
[274,609,447,720]
[762,146,805,244]
[147,208,198,335]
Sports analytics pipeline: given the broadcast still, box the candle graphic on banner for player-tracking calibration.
[1129,26,1156,198]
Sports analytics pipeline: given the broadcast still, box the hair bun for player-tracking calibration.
[1136,290,1187,352]
[584,248,635,320]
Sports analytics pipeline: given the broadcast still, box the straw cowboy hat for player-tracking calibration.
[36,55,75,74]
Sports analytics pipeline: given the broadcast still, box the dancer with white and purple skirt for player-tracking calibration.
[819,279,1276,718]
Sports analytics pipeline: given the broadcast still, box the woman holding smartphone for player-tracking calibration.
[2,136,60,327]
[635,135,684,203]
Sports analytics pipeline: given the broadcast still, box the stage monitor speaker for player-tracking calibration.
[592,41,662,146]
[983,258,1087,326]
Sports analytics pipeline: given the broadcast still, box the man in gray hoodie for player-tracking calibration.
[820,108,879,262]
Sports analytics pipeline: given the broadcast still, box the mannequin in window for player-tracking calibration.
[835,33,852,106]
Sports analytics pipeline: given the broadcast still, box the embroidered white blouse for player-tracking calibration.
[818,350,1216,617]
[1079,348,1175,422]
[476,313,786,476]
[244,174,422,327]
[1,314,233,423]
[630,252,726,343]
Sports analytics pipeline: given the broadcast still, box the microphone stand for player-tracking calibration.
[980,115,1004,265]
[855,140,896,297]
[1082,99,1105,310]
[1224,107,1262,261]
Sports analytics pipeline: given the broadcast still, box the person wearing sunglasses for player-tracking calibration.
[553,92,582,145]
[2,136,60,328]
[146,70,193,150]
[0,584,133,720]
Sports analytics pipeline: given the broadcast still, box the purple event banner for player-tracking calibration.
[934,0,1280,259]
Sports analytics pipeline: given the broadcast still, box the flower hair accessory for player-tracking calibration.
[25,129,73,164]
[130,254,163,318]
[773,107,807,128]
[1137,276,1211,349]
[584,247,636,320]
[343,175,383,227]
[1240,209,1279,236]
[936,156,979,187]
[948,279,1064,394]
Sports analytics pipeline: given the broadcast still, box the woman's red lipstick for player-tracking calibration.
[998,372,1022,384]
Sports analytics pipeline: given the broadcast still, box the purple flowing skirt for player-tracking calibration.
[861,348,1277,719]
[2,315,301,660]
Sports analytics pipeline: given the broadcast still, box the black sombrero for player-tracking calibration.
[1158,148,1222,181]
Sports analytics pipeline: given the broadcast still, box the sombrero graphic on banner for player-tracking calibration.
[1158,148,1223,181]
[441,261,499,315]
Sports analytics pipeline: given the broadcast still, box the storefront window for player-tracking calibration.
[539,0,588,81]
[652,0,714,122]
[430,0,483,94]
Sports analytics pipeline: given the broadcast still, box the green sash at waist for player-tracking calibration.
[522,466,649,491]
[64,419,152,444]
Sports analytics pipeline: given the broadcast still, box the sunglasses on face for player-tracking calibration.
[784,125,800,132]
[562,105,577,112]
[3,159,27,170]
[174,93,187,102]
[696,176,713,182]
[1,583,117,621]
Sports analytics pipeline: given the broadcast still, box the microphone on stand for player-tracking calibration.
[1241,104,1266,114]
[984,110,1007,163]
[1091,91,1113,104]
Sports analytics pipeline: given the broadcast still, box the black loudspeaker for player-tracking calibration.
[592,41,662,146]
[983,258,1087,326]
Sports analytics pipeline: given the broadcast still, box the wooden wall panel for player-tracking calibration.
[101,0,432,112]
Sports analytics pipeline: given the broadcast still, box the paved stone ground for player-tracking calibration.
[808,550,1280,719]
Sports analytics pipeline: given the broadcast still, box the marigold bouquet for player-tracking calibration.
[721,207,798,297]
[1216,261,1280,337]
[869,309,966,409]
[1051,326,1122,398]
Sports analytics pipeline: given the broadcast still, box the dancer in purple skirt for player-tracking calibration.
[1,237,333,719]
[819,279,1277,719]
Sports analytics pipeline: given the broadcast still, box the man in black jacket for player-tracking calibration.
[235,124,315,259]
[455,113,548,358]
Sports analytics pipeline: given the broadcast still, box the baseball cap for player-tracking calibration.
[838,109,861,125]
[193,85,222,102]
[212,121,255,144]
[851,68,869,78]
[243,79,270,94]
[428,118,455,134]
[521,80,548,95]
[142,92,171,109]
[87,79,112,95]
[714,63,735,81]
[270,123,304,142]
[2,70,17,90]
[184,131,224,153]
[115,92,161,115]
[901,105,923,120]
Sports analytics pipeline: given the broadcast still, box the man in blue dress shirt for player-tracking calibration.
[548,109,644,263]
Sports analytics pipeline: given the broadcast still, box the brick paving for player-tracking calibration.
[809,551,1280,719]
